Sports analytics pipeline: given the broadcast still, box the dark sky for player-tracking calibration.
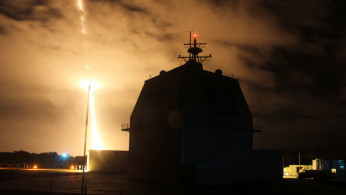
[0,0,345,156]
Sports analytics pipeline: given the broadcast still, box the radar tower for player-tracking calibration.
[178,32,212,63]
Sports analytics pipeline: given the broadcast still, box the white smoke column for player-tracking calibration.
[78,0,86,35]
[89,87,103,150]
[77,0,103,171]
[78,0,88,70]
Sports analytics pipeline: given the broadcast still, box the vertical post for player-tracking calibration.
[85,182,87,195]
[193,36,197,60]
[189,31,192,60]
[298,153,301,174]
[81,85,91,195]
[283,155,285,173]
[206,165,209,186]
[49,178,52,192]
[282,155,284,168]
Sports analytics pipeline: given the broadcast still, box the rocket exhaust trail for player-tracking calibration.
[78,0,87,70]
[78,0,86,34]
[77,0,103,175]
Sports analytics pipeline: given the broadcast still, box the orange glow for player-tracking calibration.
[70,165,75,170]
[33,165,37,169]
[193,34,197,37]
[79,80,101,91]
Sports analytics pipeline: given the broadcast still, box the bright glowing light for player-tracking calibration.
[82,83,103,171]
[87,154,90,171]
[71,165,75,170]
[62,153,68,158]
[77,0,86,34]
[89,87,103,150]
[193,34,197,37]
[33,165,37,169]
[79,80,103,171]
[79,80,101,91]
[78,0,83,10]
[81,24,86,34]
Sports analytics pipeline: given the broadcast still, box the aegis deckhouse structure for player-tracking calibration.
[121,34,273,185]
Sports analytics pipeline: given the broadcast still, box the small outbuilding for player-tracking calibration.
[88,150,128,173]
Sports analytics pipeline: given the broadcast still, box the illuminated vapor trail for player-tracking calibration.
[77,0,103,171]
[78,0,86,34]
[89,88,103,150]
[82,83,103,171]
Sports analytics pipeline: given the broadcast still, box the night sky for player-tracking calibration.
[0,0,345,156]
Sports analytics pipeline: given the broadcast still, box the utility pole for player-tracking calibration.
[81,85,90,195]
[283,155,285,174]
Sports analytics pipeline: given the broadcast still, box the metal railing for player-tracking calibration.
[121,123,130,131]
[253,123,263,131]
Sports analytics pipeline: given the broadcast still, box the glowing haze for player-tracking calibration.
[0,0,345,156]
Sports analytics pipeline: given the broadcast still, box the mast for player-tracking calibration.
[178,32,212,63]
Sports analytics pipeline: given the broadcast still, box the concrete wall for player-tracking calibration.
[181,67,252,130]
[128,125,180,183]
[129,61,254,185]
[288,165,312,176]
[182,124,252,185]
[129,74,181,183]
[179,63,253,185]
[88,150,128,173]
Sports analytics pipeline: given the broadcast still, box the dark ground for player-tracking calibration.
[0,168,346,195]
[0,168,82,181]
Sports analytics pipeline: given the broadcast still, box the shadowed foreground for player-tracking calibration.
[0,169,346,195]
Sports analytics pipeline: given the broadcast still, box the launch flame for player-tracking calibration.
[89,89,103,150]
[80,80,104,150]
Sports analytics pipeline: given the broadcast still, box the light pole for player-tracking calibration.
[81,85,90,195]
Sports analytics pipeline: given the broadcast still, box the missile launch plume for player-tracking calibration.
[90,88,103,150]
[76,0,103,172]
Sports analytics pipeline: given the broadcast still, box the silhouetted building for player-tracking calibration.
[122,35,280,185]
